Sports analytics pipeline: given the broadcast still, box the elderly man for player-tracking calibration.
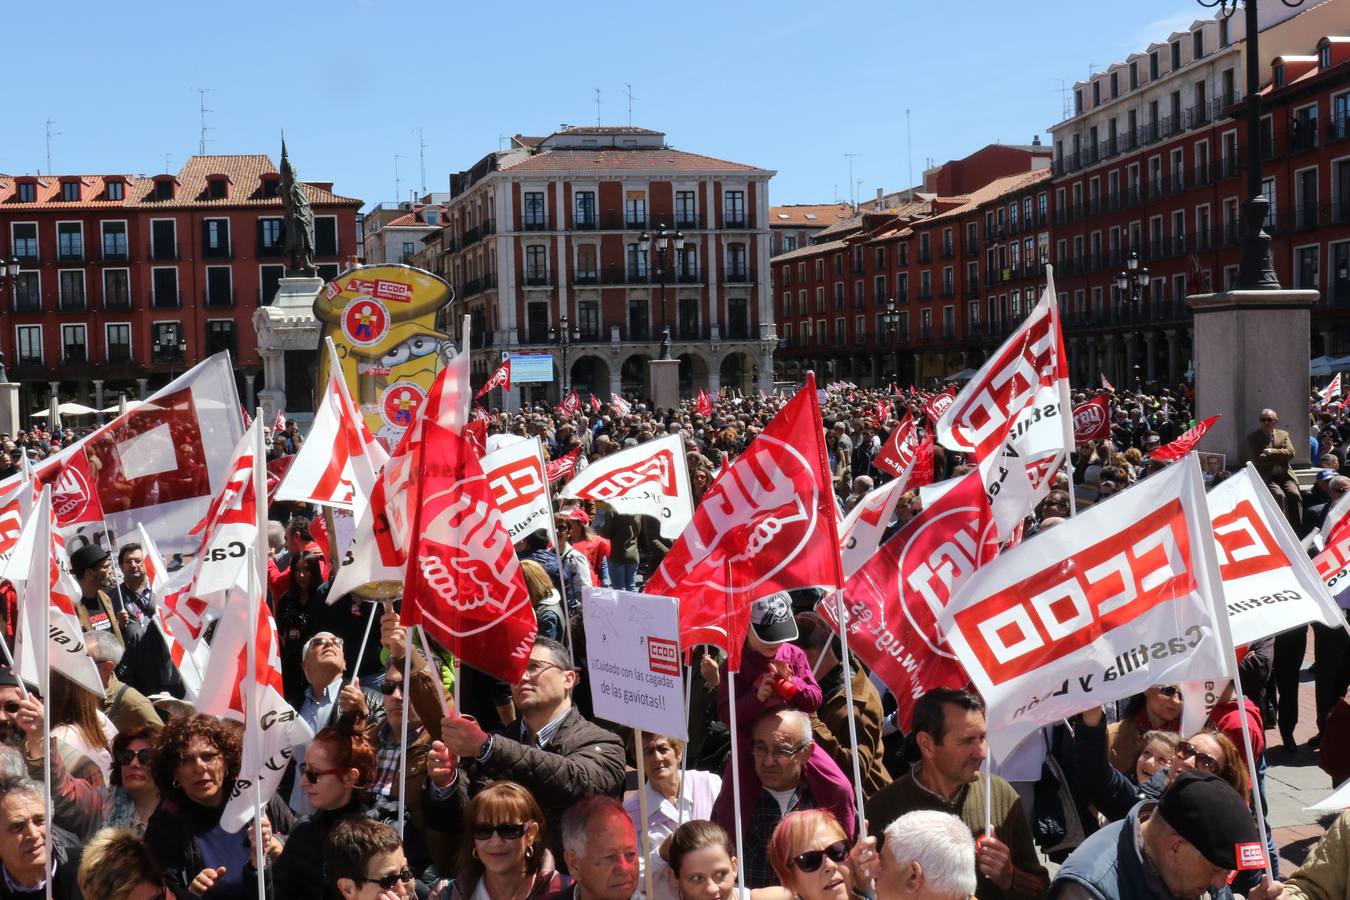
[877,810,978,900]
[713,707,855,888]
[423,637,626,858]
[865,689,1046,900]
[84,631,161,733]
[1052,772,1283,900]
[1247,408,1301,530]
[0,775,82,900]
[547,796,639,900]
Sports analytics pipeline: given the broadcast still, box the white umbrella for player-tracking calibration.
[99,397,143,415]
[56,402,98,416]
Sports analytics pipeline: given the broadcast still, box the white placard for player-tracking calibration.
[582,587,686,739]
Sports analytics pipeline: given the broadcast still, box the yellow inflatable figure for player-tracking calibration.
[313,264,455,446]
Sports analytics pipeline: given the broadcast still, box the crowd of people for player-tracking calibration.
[4,380,1350,900]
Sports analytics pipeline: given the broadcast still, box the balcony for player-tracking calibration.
[675,267,704,284]
[572,270,600,287]
[724,267,755,284]
[918,325,934,342]
[56,248,84,263]
[101,246,128,262]
[151,348,187,365]
[58,296,87,312]
[1289,123,1319,155]
[964,280,980,299]
[572,215,598,231]
[1331,113,1350,144]
[940,285,956,299]
[941,325,956,340]
[1294,202,1322,232]
[918,287,933,301]
[15,355,42,367]
[624,215,648,230]
[1191,165,1213,189]
[62,349,87,365]
[256,242,284,258]
[101,294,132,312]
[674,215,703,230]
[1185,105,1210,129]
[461,219,497,248]
[151,244,179,261]
[918,249,932,264]
[962,243,978,259]
[1332,195,1350,225]
[204,289,236,308]
[722,215,753,229]
[202,243,233,260]
[940,243,954,259]
[151,292,181,309]
[522,216,553,232]
[523,271,552,288]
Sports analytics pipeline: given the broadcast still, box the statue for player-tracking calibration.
[278,140,317,277]
[0,349,8,384]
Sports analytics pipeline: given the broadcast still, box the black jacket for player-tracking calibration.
[0,829,81,900]
[273,796,380,900]
[145,790,294,900]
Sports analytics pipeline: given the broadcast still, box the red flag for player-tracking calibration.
[909,434,935,488]
[1072,396,1112,443]
[546,448,581,483]
[923,386,956,427]
[49,449,106,530]
[464,419,487,457]
[476,359,512,399]
[696,389,713,418]
[875,413,919,478]
[817,470,997,730]
[1320,373,1342,404]
[240,405,252,428]
[589,394,601,413]
[1101,373,1115,392]
[265,456,294,499]
[1149,415,1220,462]
[272,407,287,434]
[646,374,843,670]
[402,421,537,683]
[557,389,581,418]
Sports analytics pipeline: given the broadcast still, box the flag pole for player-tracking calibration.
[535,437,574,657]
[245,549,266,900]
[397,627,412,839]
[348,601,381,688]
[982,756,993,838]
[0,638,27,699]
[413,625,451,718]
[41,534,51,900]
[725,666,747,891]
[831,588,870,841]
[634,727,655,900]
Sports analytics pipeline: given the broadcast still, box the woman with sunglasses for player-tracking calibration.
[767,810,877,900]
[1106,685,1183,775]
[274,718,382,900]
[660,819,789,900]
[15,697,161,840]
[443,781,561,900]
[145,714,294,900]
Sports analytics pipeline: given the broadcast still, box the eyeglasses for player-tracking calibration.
[792,840,850,873]
[379,679,404,696]
[356,868,415,891]
[521,660,568,680]
[1175,741,1219,773]
[1260,416,1277,423]
[1156,685,1180,698]
[751,743,807,762]
[299,763,348,784]
[179,750,221,767]
[115,748,153,766]
[311,637,343,649]
[471,822,529,841]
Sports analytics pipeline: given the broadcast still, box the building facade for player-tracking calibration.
[0,154,360,415]
[769,203,855,257]
[415,126,776,404]
[362,195,448,265]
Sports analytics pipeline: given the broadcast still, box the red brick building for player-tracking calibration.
[417,126,775,404]
[771,144,1052,386]
[0,154,360,415]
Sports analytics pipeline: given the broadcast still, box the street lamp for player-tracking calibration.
[1115,250,1151,319]
[550,312,580,395]
[640,224,685,360]
[881,299,901,382]
[1198,0,1304,289]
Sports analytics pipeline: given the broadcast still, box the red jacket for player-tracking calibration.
[268,540,330,599]
[1209,697,1264,788]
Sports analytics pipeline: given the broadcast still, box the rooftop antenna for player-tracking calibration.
[164,153,172,174]
[193,88,213,154]
[844,153,860,210]
[905,109,914,202]
[415,127,428,195]
[624,83,637,127]
[595,88,601,127]
[1088,63,1100,78]
[394,154,403,204]
[856,179,864,210]
[45,119,60,173]
[498,134,509,150]
[1053,78,1071,120]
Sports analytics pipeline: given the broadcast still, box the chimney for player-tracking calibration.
[1032,135,1042,146]
[876,187,884,203]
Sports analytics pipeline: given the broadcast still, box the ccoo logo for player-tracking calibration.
[898,505,1000,659]
[52,465,92,526]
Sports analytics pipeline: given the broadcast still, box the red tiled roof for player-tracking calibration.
[769,203,855,227]
[920,170,1051,225]
[500,148,766,174]
[0,153,361,209]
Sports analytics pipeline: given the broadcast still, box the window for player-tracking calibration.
[61,181,80,202]
[203,219,230,257]
[1220,17,1230,48]
[1075,88,1083,115]
[1130,61,1139,90]
[154,179,174,201]
[525,245,548,283]
[1262,177,1277,228]
[148,220,176,260]
[575,191,597,227]
[314,217,338,256]
[16,183,35,203]
[58,271,85,311]
[835,318,846,344]
[815,319,826,346]
[578,300,600,340]
[205,267,232,307]
[780,323,792,346]
[401,241,416,263]
[57,223,83,261]
[854,279,864,306]
[205,320,236,357]
[103,270,130,310]
[523,192,546,229]
[675,191,696,228]
[876,246,887,268]
[1171,40,1182,71]
[62,324,86,363]
[1093,80,1101,106]
[627,243,648,279]
[727,297,748,339]
[576,245,598,281]
[106,181,124,201]
[1321,43,1333,70]
[802,320,813,344]
[782,292,792,317]
[798,289,807,312]
[874,275,887,304]
[16,326,41,365]
[833,253,843,276]
[815,286,824,313]
[783,235,797,252]
[258,217,283,255]
[834,282,844,310]
[151,323,184,361]
[106,323,131,363]
[207,178,228,200]
[152,268,179,308]
[12,224,37,261]
[259,265,284,306]
[625,192,646,228]
[1193,30,1205,60]
[1296,245,1320,289]
[726,244,748,278]
[855,315,865,339]
[724,190,746,227]
[966,222,977,248]
[101,221,127,260]
[815,259,824,280]
[12,273,39,312]
[1150,51,1160,80]
[1274,64,1285,89]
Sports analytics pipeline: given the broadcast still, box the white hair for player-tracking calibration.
[85,630,124,666]
[882,811,977,899]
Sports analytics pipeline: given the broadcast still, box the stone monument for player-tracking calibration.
[649,358,680,410]
[0,351,16,436]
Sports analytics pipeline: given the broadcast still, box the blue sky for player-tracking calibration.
[5,0,1209,211]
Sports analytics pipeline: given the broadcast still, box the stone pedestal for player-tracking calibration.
[0,384,18,436]
[1189,288,1318,469]
[649,358,680,410]
[252,276,325,428]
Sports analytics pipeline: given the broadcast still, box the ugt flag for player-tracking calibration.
[1150,416,1220,463]
[938,457,1230,760]
[275,371,387,515]
[1073,396,1111,443]
[874,413,918,478]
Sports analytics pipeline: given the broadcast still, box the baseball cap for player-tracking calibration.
[564,508,591,525]
[749,592,797,645]
[1157,771,1262,870]
[1317,468,1336,483]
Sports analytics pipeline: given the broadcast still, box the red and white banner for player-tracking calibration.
[136,523,205,701]
[557,389,581,418]
[1101,373,1115,392]
[821,471,997,730]
[560,433,692,540]
[402,421,537,684]
[939,457,1231,759]
[589,395,601,413]
[923,387,956,427]
[0,473,34,565]
[184,421,262,600]
[1320,373,1342,404]
[272,408,286,435]
[612,395,632,417]
[481,437,553,543]
[275,373,387,515]
[838,462,915,579]
[476,359,512,399]
[696,389,713,418]
[546,448,581,484]
[1072,396,1112,444]
[1149,415,1220,463]
[646,375,843,670]
[874,414,918,478]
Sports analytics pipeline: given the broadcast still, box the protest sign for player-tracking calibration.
[582,587,686,739]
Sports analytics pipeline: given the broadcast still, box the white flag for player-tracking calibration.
[184,421,262,601]
[838,467,911,579]
[938,457,1231,760]
[136,524,205,701]
[559,433,692,540]
[274,372,387,516]
[481,437,555,544]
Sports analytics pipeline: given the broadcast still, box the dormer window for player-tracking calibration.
[154,176,175,201]
[1171,40,1183,71]
[1274,63,1286,88]
[206,176,229,200]
[1193,30,1205,60]
[260,174,280,198]
[1320,43,1332,70]
[16,183,35,203]
[61,181,80,202]
[106,181,124,201]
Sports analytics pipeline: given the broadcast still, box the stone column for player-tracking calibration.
[244,371,258,412]
[1087,340,1098,383]
[757,350,774,394]
[1144,333,1158,383]
[707,362,721,398]
[92,379,105,416]
[1166,330,1180,385]
[136,378,149,400]
[609,369,623,401]
[258,348,287,426]
[1321,326,1335,357]
[1124,335,1137,389]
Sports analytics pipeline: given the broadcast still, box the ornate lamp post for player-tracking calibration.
[640,224,684,360]
[551,312,579,395]
[1115,250,1151,319]
[1197,0,1304,289]
[881,299,901,383]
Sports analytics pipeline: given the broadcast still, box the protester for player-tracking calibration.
[1283,808,1350,900]
[0,775,83,900]
[47,671,117,782]
[325,817,416,900]
[1248,408,1301,530]
[71,544,124,643]
[277,552,331,694]
[77,827,165,900]
[766,809,878,900]
[623,734,721,900]
[876,810,978,900]
[552,796,640,900]
[864,688,1047,900]
[521,559,566,643]
[446,781,562,900]
[1107,686,1182,775]
[111,542,183,698]
[85,631,162,733]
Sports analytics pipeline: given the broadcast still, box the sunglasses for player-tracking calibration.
[792,840,850,873]
[115,748,153,766]
[299,763,348,784]
[0,702,20,716]
[1175,741,1219,773]
[356,868,415,891]
[1156,685,1180,698]
[471,822,529,841]
[379,679,404,696]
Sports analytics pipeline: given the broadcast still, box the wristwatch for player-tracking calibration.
[476,734,495,762]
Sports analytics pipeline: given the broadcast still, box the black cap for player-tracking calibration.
[1157,771,1262,870]
[69,543,109,576]
[749,592,797,645]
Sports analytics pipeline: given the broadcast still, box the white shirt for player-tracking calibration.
[623,769,722,900]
